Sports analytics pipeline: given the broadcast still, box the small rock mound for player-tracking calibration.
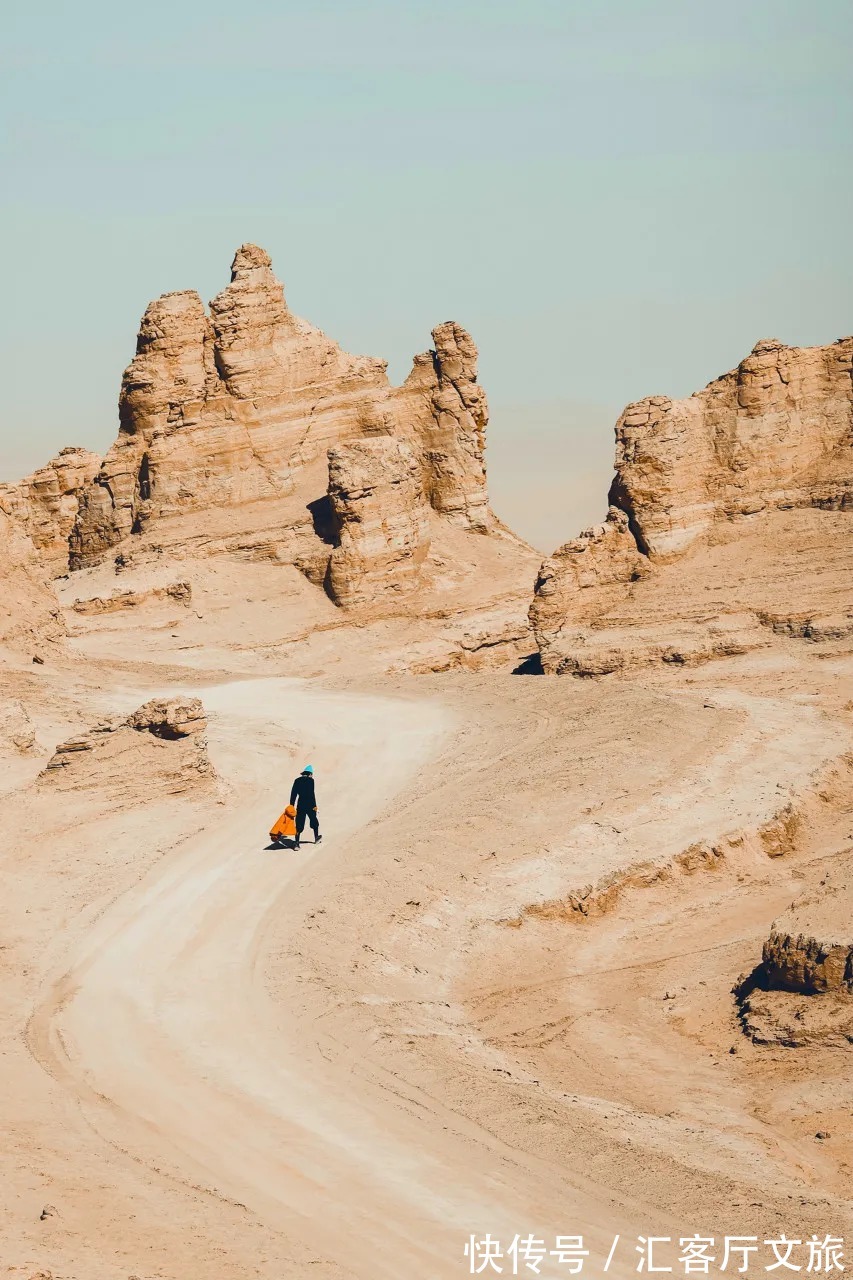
[71,581,192,614]
[739,884,853,1046]
[126,696,208,740]
[42,696,214,798]
[763,890,853,994]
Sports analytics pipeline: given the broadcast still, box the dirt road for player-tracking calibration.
[25,678,647,1278]
[8,659,853,1279]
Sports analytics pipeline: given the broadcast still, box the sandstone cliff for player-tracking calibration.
[326,437,431,608]
[0,447,100,574]
[611,336,853,558]
[394,320,490,532]
[67,246,495,583]
[531,336,853,675]
[69,247,388,568]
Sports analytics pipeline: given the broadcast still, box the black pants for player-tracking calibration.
[296,806,319,839]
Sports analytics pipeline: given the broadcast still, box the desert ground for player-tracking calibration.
[1,247,851,1278]
[2,554,852,1279]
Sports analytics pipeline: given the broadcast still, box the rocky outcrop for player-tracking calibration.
[530,505,773,675]
[41,696,213,797]
[531,508,648,673]
[739,987,853,1047]
[126,696,208,739]
[611,337,853,559]
[69,245,389,567]
[68,246,494,574]
[0,504,65,653]
[325,437,430,608]
[396,321,490,532]
[761,891,853,994]
[0,447,100,575]
[71,581,191,614]
[531,336,853,675]
[739,886,853,1047]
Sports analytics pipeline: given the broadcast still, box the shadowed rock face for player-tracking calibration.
[739,885,853,1048]
[67,246,494,574]
[762,890,853,995]
[531,335,853,676]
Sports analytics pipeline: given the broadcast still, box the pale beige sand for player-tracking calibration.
[2,609,852,1278]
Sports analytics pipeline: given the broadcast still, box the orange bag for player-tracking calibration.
[270,804,297,841]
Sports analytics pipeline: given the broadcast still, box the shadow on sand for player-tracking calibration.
[265,838,322,851]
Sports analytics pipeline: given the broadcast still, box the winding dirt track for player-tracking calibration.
[19,665,853,1278]
[26,678,650,1278]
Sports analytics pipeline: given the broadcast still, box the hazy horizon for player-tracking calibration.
[3,0,851,551]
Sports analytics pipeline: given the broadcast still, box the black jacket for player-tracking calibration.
[290,772,316,810]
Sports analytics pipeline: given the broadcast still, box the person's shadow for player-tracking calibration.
[265,838,298,851]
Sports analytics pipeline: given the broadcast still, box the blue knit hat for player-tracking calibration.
[303,764,314,774]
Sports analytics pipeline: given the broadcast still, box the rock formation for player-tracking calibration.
[69,251,385,566]
[71,580,192,614]
[325,437,431,608]
[739,885,853,1047]
[531,336,853,675]
[0,447,100,575]
[67,246,495,583]
[0,504,65,653]
[41,696,214,797]
[125,696,209,740]
[761,891,853,995]
[394,321,490,532]
[611,337,853,558]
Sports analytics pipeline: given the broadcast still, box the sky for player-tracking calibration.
[2,0,851,551]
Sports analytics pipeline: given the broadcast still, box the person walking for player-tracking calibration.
[290,764,321,849]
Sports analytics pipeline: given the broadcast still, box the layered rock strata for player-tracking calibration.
[71,581,192,614]
[41,697,213,796]
[761,891,853,995]
[740,885,853,1047]
[325,437,431,607]
[531,336,853,675]
[394,321,490,532]
[68,246,494,577]
[0,447,100,575]
[611,336,853,558]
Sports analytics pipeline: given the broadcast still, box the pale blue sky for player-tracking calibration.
[3,0,851,549]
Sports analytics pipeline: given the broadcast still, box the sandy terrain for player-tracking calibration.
[2,576,852,1278]
[2,240,851,1280]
